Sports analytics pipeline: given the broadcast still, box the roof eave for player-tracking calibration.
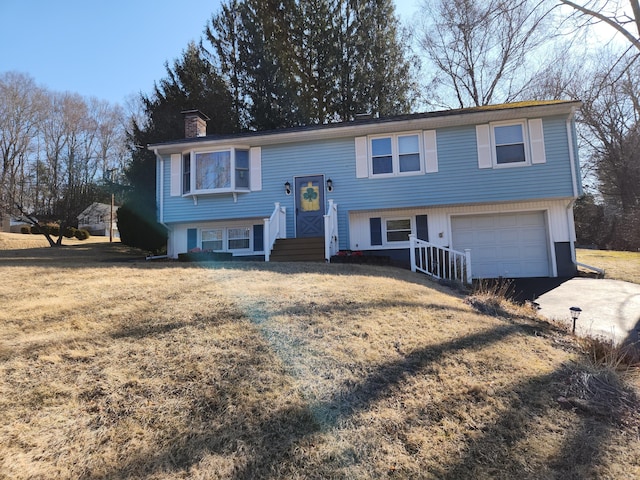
[149,100,582,154]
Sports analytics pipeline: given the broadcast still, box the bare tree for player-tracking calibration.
[419,0,557,108]
[1,72,128,245]
[559,0,640,51]
[0,72,45,215]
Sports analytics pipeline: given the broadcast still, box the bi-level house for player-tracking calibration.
[150,101,582,281]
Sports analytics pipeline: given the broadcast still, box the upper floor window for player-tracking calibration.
[184,148,250,194]
[370,133,422,176]
[493,124,526,165]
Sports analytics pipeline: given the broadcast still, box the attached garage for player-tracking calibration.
[451,211,551,278]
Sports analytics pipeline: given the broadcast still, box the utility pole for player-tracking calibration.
[107,168,116,243]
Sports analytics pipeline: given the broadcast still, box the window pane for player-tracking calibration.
[496,144,526,164]
[228,227,250,250]
[371,137,392,156]
[398,135,419,154]
[202,229,223,251]
[182,154,191,194]
[387,219,410,230]
[235,150,249,188]
[195,151,231,190]
[372,156,393,174]
[494,125,523,145]
[387,230,411,242]
[235,150,249,169]
[399,153,420,172]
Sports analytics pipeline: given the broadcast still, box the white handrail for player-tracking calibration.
[409,235,472,284]
[263,202,286,262]
[324,199,338,262]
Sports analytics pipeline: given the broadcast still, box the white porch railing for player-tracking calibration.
[324,199,338,262]
[409,235,472,285]
[263,202,286,262]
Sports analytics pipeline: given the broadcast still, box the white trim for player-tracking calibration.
[170,154,181,196]
[355,136,369,178]
[490,120,530,168]
[476,125,492,169]
[423,130,438,173]
[249,146,262,191]
[528,118,546,164]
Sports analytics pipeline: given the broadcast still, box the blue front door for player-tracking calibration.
[295,175,325,238]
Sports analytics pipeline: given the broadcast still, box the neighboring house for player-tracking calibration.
[0,214,9,233]
[78,202,119,237]
[149,101,582,280]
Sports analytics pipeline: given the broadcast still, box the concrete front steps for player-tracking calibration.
[269,237,325,262]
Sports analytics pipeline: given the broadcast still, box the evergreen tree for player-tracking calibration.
[205,0,417,128]
[124,43,239,252]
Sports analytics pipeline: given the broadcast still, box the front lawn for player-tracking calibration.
[577,248,640,284]
[0,242,638,479]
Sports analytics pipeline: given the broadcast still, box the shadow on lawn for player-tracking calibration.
[93,319,616,480]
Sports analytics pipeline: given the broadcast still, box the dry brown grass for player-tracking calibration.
[577,248,640,284]
[1,240,639,479]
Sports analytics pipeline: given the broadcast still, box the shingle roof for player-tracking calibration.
[149,99,581,149]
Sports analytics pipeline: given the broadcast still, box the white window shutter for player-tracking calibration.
[170,154,181,196]
[528,118,546,164]
[249,147,262,191]
[423,130,438,173]
[476,125,492,169]
[355,136,368,178]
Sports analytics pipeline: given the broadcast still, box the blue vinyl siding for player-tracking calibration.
[160,115,576,253]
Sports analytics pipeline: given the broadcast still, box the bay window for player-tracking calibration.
[183,148,250,194]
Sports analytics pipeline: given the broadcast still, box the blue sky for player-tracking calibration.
[0,0,418,106]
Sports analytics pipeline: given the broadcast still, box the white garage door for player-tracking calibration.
[451,212,550,278]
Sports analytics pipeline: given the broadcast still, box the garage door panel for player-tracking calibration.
[501,246,521,260]
[476,231,497,244]
[499,230,520,243]
[497,216,519,228]
[452,212,550,278]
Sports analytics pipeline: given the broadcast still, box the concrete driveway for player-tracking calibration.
[535,278,640,345]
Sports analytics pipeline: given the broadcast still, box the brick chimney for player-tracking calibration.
[182,110,210,138]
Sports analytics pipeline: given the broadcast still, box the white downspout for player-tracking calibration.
[566,111,579,268]
[566,114,579,198]
[154,148,172,257]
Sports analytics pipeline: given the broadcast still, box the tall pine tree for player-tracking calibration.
[205,0,417,129]
[123,43,239,252]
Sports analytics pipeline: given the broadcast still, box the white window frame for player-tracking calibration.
[383,217,414,246]
[227,227,251,250]
[368,132,424,178]
[490,120,530,168]
[200,225,254,253]
[183,146,251,195]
